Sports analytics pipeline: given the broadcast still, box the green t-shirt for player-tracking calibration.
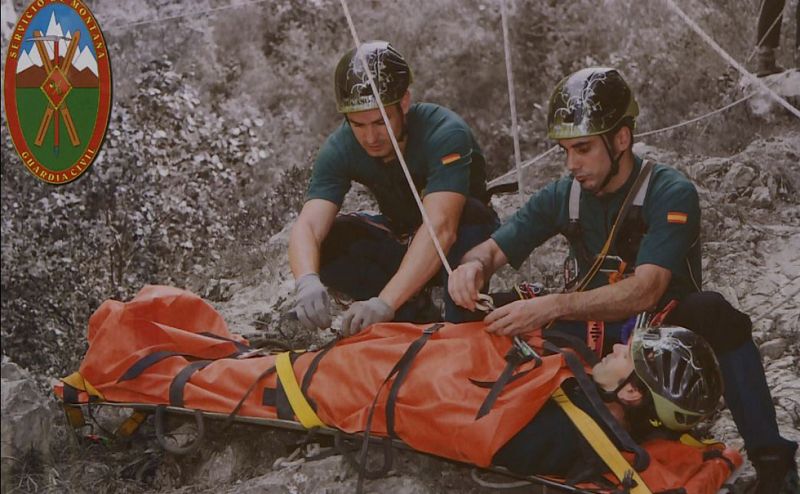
[307,103,488,233]
[492,156,702,304]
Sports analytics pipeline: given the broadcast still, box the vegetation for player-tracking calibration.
[1,0,794,377]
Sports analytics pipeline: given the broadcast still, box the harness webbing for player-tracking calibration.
[169,360,212,407]
[62,372,105,401]
[572,160,654,293]
[544,341,650,472]
[275,351,325,429]
[552,388,653,494]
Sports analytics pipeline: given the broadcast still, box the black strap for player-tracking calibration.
[223,363,276,430]
[468,368,533,388]
[544,330,600,367]
[169,360,212,407]
[486,181,519,197]
[353,323,443,493]
[118,351,182,382]
[300,341,337,412]
[574,160,655,293]
[544,342,650,472]
[274,370,294,420]
[385,324,443,438]
[198,331,251,354]
[703,449,736,473]
[62,383,82,404]
[474,341,539,419]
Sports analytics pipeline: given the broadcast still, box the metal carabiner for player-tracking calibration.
[475,293,495,312]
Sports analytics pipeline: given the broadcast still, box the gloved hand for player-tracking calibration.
[341,297,395,337]
[293,273,331,330]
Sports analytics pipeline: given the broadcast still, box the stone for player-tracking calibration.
[759,338,787,360]
[722,162,756,192]
[1,362,55,493]
[749,186,772,208]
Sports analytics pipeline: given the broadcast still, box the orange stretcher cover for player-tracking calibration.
[55,285,742,493]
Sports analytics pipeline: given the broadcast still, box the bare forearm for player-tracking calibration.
[289,223,321,279]
[379,227,455,310]
[553,275,663,321]
[460,239,506,279]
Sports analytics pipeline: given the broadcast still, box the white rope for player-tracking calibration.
[635,92,756,137]
[487,90,755,187]
[488,146,559,187]
[102,0,273,31]
[338,0,454,275]
[662,0,800,119]
[500,0,525,202]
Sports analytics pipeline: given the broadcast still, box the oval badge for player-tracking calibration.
[4,0,111,184]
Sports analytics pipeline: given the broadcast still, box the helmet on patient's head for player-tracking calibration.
[630,325,723,431]
[334,40,412,114]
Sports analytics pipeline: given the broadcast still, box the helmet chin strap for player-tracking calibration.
[596,134,625,193]
[599,370,636,404]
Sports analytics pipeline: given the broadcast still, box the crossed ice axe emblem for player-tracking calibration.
[27,30,81,154]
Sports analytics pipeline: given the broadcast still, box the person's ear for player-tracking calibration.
[614,125,631,152]
[617,382,643,406]
[400,91,411,115]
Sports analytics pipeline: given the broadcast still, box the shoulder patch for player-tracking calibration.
[667,212,688,224]
[441,153,461,166]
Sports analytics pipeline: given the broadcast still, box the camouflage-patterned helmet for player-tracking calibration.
[334,40,412,114]
[547,67,639,140]
[631,325,723,431]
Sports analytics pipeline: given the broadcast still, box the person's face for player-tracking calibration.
[558,135,614,194]
[592,343,635,392]
[346,94,408,161]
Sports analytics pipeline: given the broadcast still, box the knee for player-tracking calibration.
[670,291,753,353]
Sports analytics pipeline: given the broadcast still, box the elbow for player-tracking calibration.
[435,223,458,251]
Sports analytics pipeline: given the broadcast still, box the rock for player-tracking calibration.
[687,156,728,181]
[1,362,55,493]
[722,162,756,192]
[743,69,800,117]
[749,186,772,208]
[758,338,787,360]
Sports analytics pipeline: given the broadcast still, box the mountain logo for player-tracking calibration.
[3,1,111,184]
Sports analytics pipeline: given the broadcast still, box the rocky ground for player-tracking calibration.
[5,123,798,493]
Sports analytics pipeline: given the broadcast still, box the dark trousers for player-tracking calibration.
[319,198,500,323]
[552,291,796,456]
[758,0,786,49]
[757,0,799,49]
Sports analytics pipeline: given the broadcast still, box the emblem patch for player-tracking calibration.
[4,0,111,184]
[666,212,688,224]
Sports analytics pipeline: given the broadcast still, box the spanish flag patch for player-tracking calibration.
[441,153,461,165]
[667,212,688,224]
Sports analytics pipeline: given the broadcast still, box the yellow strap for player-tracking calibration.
[679,432,722,448]
[62,372,105,401]
[552,388,652,494]
[115,410,149,438]
[275,352,325,429]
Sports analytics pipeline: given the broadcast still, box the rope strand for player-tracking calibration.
[338,0,454,276]
[500,0,525,203]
